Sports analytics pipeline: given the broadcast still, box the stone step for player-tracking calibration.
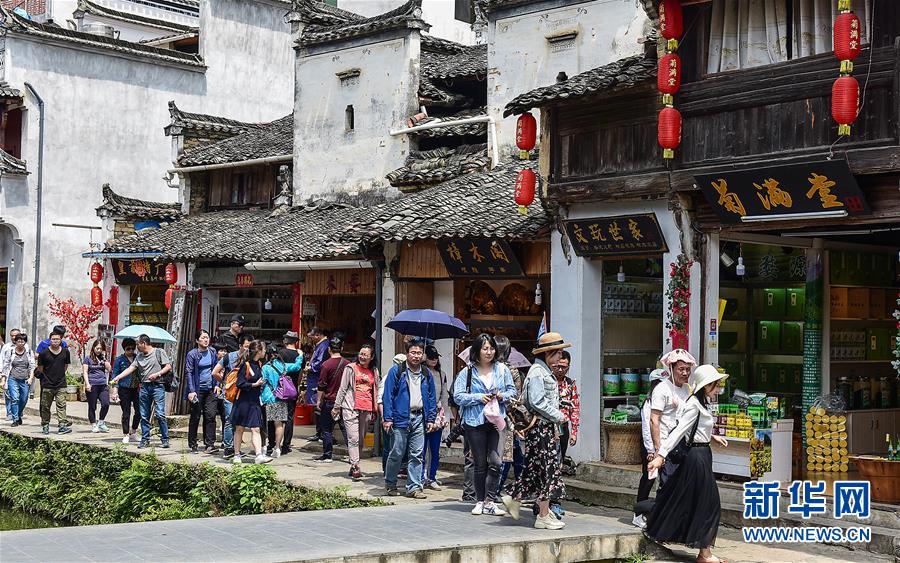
[576,461,644,489]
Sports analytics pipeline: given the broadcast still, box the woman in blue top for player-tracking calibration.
[184,330,219,454]
[111,338,140,444]
[82,339,112,433]
[453,333,517,517]
[231,340,272,465]
[261,344,304,459]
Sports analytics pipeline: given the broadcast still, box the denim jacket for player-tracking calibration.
[523,359,565,424]
[261,355,304,405]
[452,362,517,427]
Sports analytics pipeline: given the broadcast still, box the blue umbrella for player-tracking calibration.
[386,309,468,340]
[114,324,177,343]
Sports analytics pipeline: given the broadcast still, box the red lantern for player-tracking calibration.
[657,53,682,104]
[658,106,682,159]
[516,112,537,159]
[514,168,536,214]
[659,0,683,50]
[89,262,103,284]
[165,288,173,310]
[91,286,103,308]
[164,263,178,286]
[832,75,859,136]
[833,11,862,73]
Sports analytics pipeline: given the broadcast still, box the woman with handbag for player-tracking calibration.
[503,332,570,530]
[646,365,729,563]
[420,345,449,490]
[333,344,379,480]
[452,333,517,517]
[231,340,272,465]
[183,330,220,453]
[262,344,304,459]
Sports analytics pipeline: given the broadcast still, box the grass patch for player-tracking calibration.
[0,432,380,525]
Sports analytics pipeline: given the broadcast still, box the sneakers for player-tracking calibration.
[255,454,273,464]
[205,445,220,454]
[11,419,21,427]
[425,480,443,491]
[281,447,292,455]
[501,495,520,520]
[482,503,506,516]
[223,450,235,460]
[91,423,99,433]
[98,421,109,433]
[271,448,281,459]
[535,513,566,530]
[308,435,321,442]
[233,454,243,465]
[58,425,72,434]
[122,434,130,444]
[138,440,150,448]
[406,489,426,499]
[189,446,199,453]
[471,501,484,515]
[350,467,363,480]
[41,424,50,435]
[385,487,401,497]
[160,441,170,449]
[313,455,333,463]
[632,514,647,529]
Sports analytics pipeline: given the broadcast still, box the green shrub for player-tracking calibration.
[0,432,379,525]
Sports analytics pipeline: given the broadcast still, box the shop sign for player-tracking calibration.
[563,213,668,257]
[302,299,317,316]
[235,273,254,287]
[694,160,869,223]
[437,239,523,278]
[111,259,167,285]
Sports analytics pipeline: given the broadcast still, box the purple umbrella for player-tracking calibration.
[386,308,469,340]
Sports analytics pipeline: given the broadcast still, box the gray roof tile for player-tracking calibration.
[76,0,195,33]
[386,143,489,189]
[0,82,22,99]
[165,101,265,139]
[0,148,27,175]
[96,184,181,220]
[177,115,293,166]
[298,0,429,47]
[421,43,487,80]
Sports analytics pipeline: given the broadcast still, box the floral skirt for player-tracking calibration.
[511,420,564,502]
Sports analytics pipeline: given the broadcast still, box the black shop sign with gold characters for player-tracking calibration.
[438,239,524,278]
[563,213,668,257]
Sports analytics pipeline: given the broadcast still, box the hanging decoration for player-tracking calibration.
[832,0,861,136]
[164,263,178,310]
[88,261,104,308]
[165,288,174,310]
[657,0,684,160]
[665,253,693,348]
[891,291,899,378]
[89,262,104,284]
[90,286,103,308]
[516,112,536,160]
[514,168,536,215]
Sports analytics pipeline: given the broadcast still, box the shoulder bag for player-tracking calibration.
[665,407,701,464]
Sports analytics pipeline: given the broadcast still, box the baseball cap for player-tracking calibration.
[283,331,300,342]
[230,314,246,325]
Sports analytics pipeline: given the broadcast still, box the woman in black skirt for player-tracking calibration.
[231,340,272,465]
[646,364,729,563]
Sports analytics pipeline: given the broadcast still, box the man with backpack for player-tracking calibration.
[382,339,438,498]
[111,334,172,448]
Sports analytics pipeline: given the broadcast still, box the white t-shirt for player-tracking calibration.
[649,379,692,442]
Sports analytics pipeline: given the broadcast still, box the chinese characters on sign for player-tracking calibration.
[235,273,254,288]
[743,480,870,520]
[437,239,524,278]
[111,259,168,285]
[695,160,869,223]
[563,213,668,257]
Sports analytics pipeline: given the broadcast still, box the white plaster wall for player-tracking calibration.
[81,14,180,43]
[432,280,454,365]
[338,0,475,44]
[487,0,648,153]
[294,36,419,200]
[0,221,25,334]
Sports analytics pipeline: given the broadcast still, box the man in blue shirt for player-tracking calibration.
[34,325,69,355]
[382,339,437,498]
[306,326,329,441]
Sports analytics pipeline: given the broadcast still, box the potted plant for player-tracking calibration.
[65,372,81,401]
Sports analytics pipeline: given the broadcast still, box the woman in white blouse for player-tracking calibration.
[646,365,729,563]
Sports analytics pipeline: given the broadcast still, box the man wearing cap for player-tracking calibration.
[650,349,696,490]
[221,315,245,353]
[268,331,302,455]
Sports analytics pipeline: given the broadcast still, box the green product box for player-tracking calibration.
[866,328,893,360]
[775,365,790,393]
[755,363,776,392]
[757,320,781,352]
[723,360,748,396]
[790,365,803,395]
[781,321,804,354]
[785,288,805,319]
[756,288,786,318]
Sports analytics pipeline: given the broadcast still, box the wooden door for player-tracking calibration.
[848,412,875,455]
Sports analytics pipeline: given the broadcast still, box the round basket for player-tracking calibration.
[604,421,643,465]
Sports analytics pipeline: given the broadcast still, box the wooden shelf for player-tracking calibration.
[831,360,890,364]
[831,285,899,290]
[469,314,543,322]
[601,395,642,400]
[832,317,895,322]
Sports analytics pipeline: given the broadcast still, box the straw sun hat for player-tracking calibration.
[532,332,572,355]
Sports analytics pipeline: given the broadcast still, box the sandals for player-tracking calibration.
[696,557,726,563]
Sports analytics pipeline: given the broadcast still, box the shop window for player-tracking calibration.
[1,107,23,159]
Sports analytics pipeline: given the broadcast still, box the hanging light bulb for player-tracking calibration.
[264,298,273,311]
[534,282,543,306]
[617,262,626,282]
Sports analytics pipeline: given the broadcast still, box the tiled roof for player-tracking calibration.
[360,160,549,242]
[0,82,22,99]
[96,184,181,220]
[415,108,487,138]
[76,0,195,33]
[298,0,429,47]
[419,77,473,108]
[503,52,656,116]
[421,34,469,54]
[386,143,489,189]
[422,43,487,80]
[104,203,366,262]
[1,8,205,67]
[165,101,264,139]
[0,148,27,175]
[139,30,200,45]
[177,115,293,166]
[293,0,364,26]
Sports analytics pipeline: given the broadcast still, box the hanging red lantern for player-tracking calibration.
[165,287,173,310]
[658,0,683,50]
[516,112,537,159]
[91,286,103,308]
[164,263,178,286]
[833,11,861,73]
[514,168,536,214]
[89,262,104,284]
[657,53,682,105]
[832,75,859,136]
[658,106,682,159]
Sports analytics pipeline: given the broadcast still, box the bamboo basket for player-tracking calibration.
[604,421,643,465]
